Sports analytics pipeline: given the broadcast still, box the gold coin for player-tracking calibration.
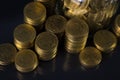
[34,0,50,2]
[94,30,117,53]
[45,15,67,37]
[14,24,36,50]
[15,49,38,73]
[65,17,89,53]
[24,2,46,26]
[79,47,102,68]
[0,43,17,65]
[35,32,58,61]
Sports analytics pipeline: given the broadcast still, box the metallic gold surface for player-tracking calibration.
[94,30,117,53]
[14,24,36,50]
[15,49,38,73]
[45,15,67,38]
[113,14,120,37]
[35,32,58,61]
[24,2,46,26]
[79,47,102,68]
[0,43,17,65]
[65,17,89,53]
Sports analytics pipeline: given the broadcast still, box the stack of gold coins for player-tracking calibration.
[34,0,56,16]
[15,49,38,73]
[94,30,117,53]
[63,0,90,18]
[14,24,36,50]
[113,14,120,37]
[24,2,46,27]
[45,15,67,39]
[35,32,58,61]
[65,17,89,53]
[79,47,102,68]
[0,43,17,65]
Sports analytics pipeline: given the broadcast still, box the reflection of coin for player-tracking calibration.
[35,32,58,61]
[79,47,102,68]
[65,17,89,53]
[24,2,46,26]
[45,15,67,38]
[0,43,17,65]
[15,49,38,73]
[14,24,36,50]
[94,30,117,53]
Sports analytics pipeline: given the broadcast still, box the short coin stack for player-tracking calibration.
[79,47,102,68]
[94,30,117,53]
[24,2,46,27]
[0,43,17,65]
[113,14,120,37]
[15,49,38,73]
[65,17,89,53]
[45,15,67,39]
[14,24,36,50]
[35,32,58,61]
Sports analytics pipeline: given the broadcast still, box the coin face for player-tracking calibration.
[65,17,89,37]
[45,15,67,34]
[14,24,36,49]
[35,32,58,51]
[79,47,102,68]
[94,30,117,53]
[0,43,17,65]
[15,49,38,72]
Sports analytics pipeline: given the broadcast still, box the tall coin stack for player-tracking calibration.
[14,24,36,50]
[65,17,89,53]
[35,32,58,61]
[24,2,46,31]
[113,14,120,37]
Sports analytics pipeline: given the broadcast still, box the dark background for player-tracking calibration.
[0,0,120,80]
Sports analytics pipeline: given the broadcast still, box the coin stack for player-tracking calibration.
[34,0,56,16]
[35,32,58,61]
[15,49,38,73]
[14,24,36,50]
[63,0,90,18]
[0,43,17,65]
[24,2,46,27]
[113,14,120,37]
[65,17,89,53]
[79,47,102,68]
[94,30,117,53]
[45,15,67,39]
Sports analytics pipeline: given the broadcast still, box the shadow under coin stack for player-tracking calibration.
[45,15,67,40]
[24,2,46,31]
[15,49,38,73]
[113,14,120,37]
[14,24,36,50]
[94,30,117,53]
[65,17,89,53]
[35,32,58,61]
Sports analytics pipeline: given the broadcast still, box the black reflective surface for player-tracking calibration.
[0,0,120,80]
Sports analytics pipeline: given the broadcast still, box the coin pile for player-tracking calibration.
[14,24,36,50]
[113,14,120,37]
[15,49,38,72]
[94,30,117,53]
[35,32,58,61]
[45,15,67,39]
[79,47,102,68]
[24,2,46,27]
[63,0,90,18]
[65,17,89,53]
[0,43,17,65]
